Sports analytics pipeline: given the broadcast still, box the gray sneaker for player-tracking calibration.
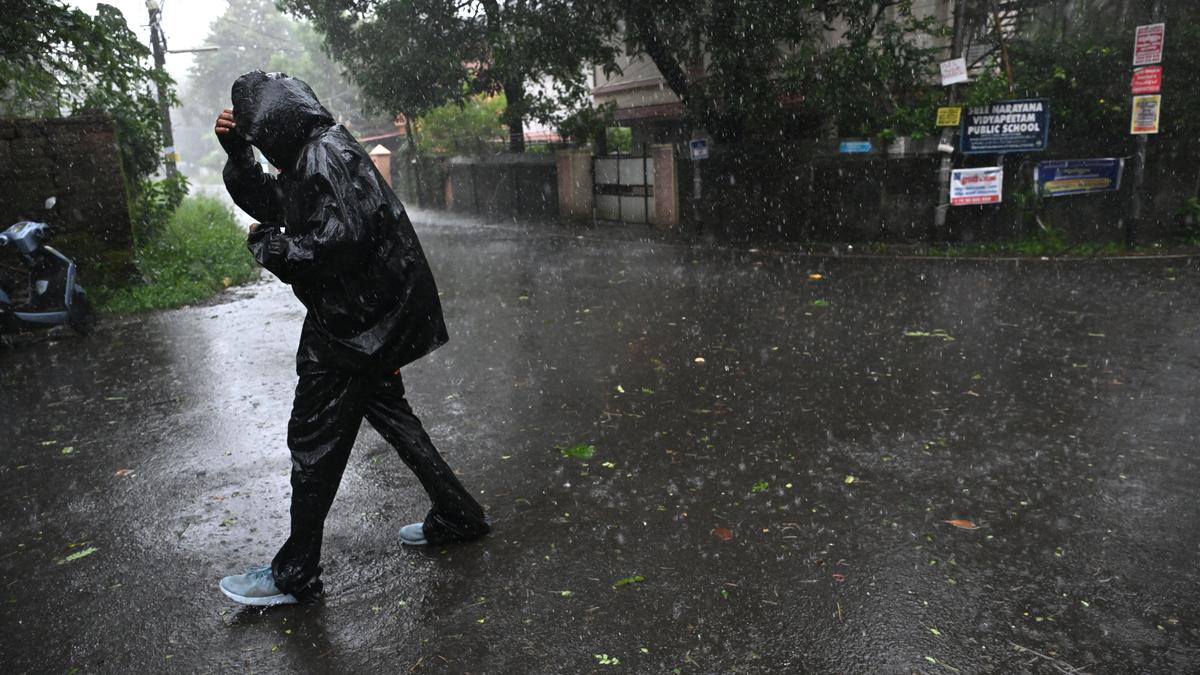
[400,522,428,545]
[219,565,299,606]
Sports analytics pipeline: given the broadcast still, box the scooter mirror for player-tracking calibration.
[44,196,57,210]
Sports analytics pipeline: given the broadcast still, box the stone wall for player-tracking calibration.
[0,113,136,287]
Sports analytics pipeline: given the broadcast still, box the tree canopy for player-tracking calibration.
[609,0,944,142]
[279,0,617,152]
[0,0,174,183]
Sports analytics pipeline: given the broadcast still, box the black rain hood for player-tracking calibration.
[224,70,448,372]
[231,70,335,170]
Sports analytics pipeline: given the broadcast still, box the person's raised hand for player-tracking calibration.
[214,108,247,154]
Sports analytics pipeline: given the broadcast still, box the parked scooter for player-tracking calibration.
[0,216,94,336]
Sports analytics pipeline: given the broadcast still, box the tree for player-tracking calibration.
[602,0,944,142]
[0,0,175,183]
[177,0,373,178]
[279,0,617,153]
[419,92,507,156]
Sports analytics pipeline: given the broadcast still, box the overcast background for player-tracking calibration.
[66,0,229,85]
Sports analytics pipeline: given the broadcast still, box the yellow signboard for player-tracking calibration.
[936,107,962,127]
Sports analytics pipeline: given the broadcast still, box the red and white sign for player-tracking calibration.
[950,167,1003,206]
[1133,23,1165,66]
[1131,65,1162,94]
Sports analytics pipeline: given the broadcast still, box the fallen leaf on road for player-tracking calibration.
[712,527,733,541]
[114,469,133,477]
[843,475,856,485]
[559,444,595,460]
[904,330,956,342]
[943,519,979,530]
[58,547,97,564]
[613,575,645,588]
[808,273,824,281]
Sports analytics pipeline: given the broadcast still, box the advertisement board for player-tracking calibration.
[1133,23,1165,66]
[950,167,1003,206]
[1131,95,1161,134]
[1131,65,1162,94]
[1034,159,1124,197]
[936,107,962,127]
[939,57,968,86]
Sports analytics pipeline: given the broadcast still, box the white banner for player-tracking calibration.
[950,167,1003,206]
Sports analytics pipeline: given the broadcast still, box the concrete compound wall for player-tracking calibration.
[685,139,1199,245]
[404,139,1197,247]
[0,113,135,286]
[444,154,559,220]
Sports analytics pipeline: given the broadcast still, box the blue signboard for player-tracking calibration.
[961,98,1050,154]
[839,140,873,154]
[1034,158,1124,197]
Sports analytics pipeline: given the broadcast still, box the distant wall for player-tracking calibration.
[0,113,136,286]
[684,138,1199,245]
[443,154,559,220]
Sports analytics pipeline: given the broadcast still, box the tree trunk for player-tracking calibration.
[503,79,526,154]
[404,113,422,207]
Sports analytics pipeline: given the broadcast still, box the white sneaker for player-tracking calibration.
[219,565,299,606]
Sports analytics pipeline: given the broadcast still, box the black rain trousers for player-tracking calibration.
[271,363,489,604]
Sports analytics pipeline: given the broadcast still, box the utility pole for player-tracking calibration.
[146,0,177,179]
[932,0,968,241]
[1127,0,1163,249]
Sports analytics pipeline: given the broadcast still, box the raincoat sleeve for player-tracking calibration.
[222,146,283,224]
[245,143,372,285]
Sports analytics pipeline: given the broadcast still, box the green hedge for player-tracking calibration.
[96,195,258,312]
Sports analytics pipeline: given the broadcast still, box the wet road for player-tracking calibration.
[2,216,1199,674]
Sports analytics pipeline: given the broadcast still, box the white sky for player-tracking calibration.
[65,0,229,85]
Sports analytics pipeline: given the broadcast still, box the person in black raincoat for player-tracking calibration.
[214,71,489,606]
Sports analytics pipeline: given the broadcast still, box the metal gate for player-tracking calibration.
[593,145,655,224]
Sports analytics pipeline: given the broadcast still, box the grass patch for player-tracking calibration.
[95,195,257,312]
[926,227,1131,258]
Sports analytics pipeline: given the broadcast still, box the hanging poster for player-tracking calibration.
[936,107,962,127]
[950,167,1003,206]
[1131,65,1162,94]
[940,57,969,86]
[1133,23,1165,66]
[1131,95,1161,134]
